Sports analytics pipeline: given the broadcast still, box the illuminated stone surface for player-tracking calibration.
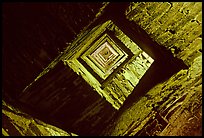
[92,42,119,68]
[3,2,202,136]
[64,20,154,110]
[101,2,202,136]
[2,100,78,136]
[81,33,128,80]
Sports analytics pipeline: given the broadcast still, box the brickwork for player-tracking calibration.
[102,55,202,136]
[102,2,202,136]
[64,19,154,110]
[126,2,202,66]
[3,2,202,136]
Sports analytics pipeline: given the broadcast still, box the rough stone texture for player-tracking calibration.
[2,100,78,136]
[64,19,154,109]
[102,54,202,136]
[3,2,202,136]
[101,2,202,136]
[126,2,202,66]
[103,51,153,108]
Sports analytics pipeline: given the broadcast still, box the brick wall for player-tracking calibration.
[126,2,202,66]
[102,2,202,136]
[3,2,202,136]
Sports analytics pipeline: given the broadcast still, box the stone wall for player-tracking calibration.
[64,19,154,110]
[126,2,202,66]
[3,2,202,136]
[101,2,202,136]
[2,100,78,136]
[102,55,202,136]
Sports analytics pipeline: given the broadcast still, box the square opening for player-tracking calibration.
[65,20,154,110]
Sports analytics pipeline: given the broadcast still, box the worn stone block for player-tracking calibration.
[2,101,77,136]
[155,31,173,46]
[195,11,202,23]
[178,37,202,65]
